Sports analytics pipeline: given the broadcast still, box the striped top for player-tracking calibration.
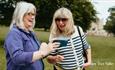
[49,26,90,70]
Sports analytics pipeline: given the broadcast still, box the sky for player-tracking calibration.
[91,0,115,23]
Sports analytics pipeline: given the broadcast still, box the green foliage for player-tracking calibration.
[0,0,96,31]
[0,0,35,26]
[104,20,113,33]
[0,0,16,26]
[35,0,97,32]
[66,0,97,32]
[104,8,115,35]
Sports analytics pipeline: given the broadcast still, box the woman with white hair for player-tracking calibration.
[4,1,60,70]
[47,7,92,70]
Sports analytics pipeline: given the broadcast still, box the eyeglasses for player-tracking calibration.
[26,12,36,16]
[55,18,68,22]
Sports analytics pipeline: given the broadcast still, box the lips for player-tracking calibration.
[60,24,66,27]
[28,19,33,22]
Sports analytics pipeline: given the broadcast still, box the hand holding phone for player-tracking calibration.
[53,40,68,47]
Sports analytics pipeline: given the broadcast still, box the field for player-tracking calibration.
[0,26,115,70]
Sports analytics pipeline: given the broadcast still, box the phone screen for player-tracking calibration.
[53,40,68,47]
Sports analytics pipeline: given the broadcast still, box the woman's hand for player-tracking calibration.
[83,62,91,68]
[83,48,92,68]
[47,55,64,64]
[32,42,60,62]
[39,42,60,57]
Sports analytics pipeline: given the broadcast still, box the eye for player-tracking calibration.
[55,18,60,21]
[27,12,36,16]
[55,18,68,22]
[61,18,68,21]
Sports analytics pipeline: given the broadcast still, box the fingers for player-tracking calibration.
[52,42,60,46]
[40,42,60,56]
[41,42,47,47]
[83,62,91,68]
[56,55,64,60]
[55,55,64,62]
[48,42,60,49]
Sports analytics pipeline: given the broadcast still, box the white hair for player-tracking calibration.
[10,1,36,31]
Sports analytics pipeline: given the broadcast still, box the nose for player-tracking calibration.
[58,20,63,24]
[31,16,35,19]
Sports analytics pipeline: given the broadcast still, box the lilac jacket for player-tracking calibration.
[4,25,44,70]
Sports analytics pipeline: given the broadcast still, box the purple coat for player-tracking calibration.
[4,25,44,70]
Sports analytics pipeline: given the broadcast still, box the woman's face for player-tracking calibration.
[23,10,36,29]
[55,18,68,31]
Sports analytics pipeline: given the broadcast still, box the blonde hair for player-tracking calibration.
[50,7,75,37]
[10,1,36,31]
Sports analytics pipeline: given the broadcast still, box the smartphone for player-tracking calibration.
[53,40,68,47]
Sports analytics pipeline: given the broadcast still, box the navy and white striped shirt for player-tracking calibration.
[49,26,90,70]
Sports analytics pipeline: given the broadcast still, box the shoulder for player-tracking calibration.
[4,27,22,44]
[74,25,84,36]
[6,28,21,40]
[8,27,21,36]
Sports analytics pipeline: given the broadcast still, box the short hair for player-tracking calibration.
[10,1,36,31]
[50,7,75,37]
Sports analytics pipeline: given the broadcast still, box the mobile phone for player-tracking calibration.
[53,40,68,47]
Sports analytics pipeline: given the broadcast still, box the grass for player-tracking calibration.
[0,47,6,70]
[0,26,9,46]
[87,36,115,70]
[0,26,115,70]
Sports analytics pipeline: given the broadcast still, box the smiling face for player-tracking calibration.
[51,8,75,36]
[23,10,36,30]
[55,17,68,31]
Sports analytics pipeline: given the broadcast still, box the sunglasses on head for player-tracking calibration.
[55,18,68,22]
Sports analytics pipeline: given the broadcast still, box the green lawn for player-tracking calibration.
[87,36,115,70]
[0,26,115,70]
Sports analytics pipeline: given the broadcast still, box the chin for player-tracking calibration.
[27,25,32,28]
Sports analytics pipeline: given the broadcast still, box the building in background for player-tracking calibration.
[87,19,108,36]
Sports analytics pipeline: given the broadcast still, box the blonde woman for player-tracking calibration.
[4,1,59,70]
[47,7,91,70]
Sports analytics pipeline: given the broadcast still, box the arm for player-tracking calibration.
[32,42,60,62]
[77,26,92,67]
[83,48,92,67]
[5,30,59,65]
[47,55,64,64]
[5,31,33,65]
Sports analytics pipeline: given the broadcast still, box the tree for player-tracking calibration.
[0,0,97,32]
[35,0,58,31]
[0,0,34,26]
[36,0,97,32]
[0,0,19,26]
[66,0,97,32]
[104,7,115,35]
